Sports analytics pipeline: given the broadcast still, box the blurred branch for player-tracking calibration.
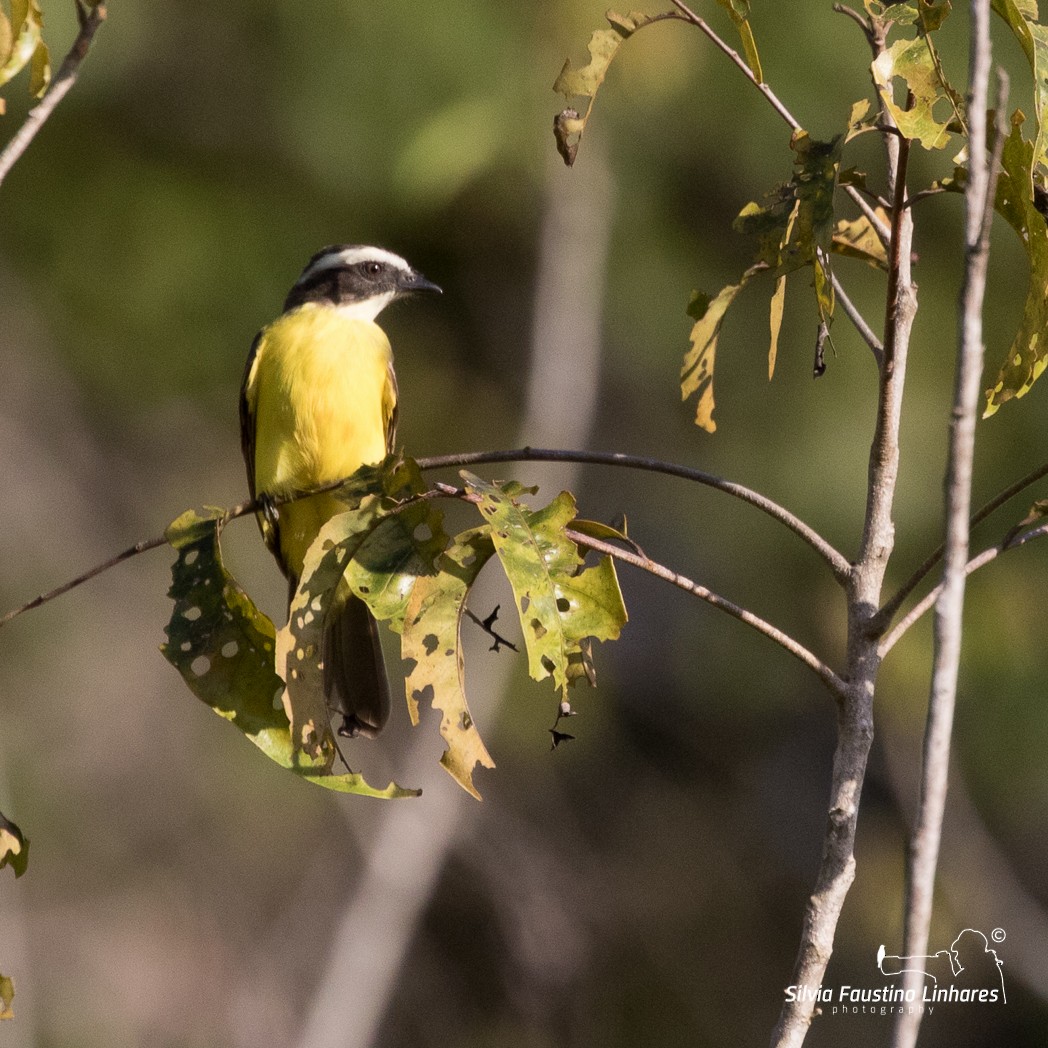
[417,448,852,581]
[891,18,1005,1046]
[0,2,107,189]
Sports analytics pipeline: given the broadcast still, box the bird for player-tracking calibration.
[239,244,441,738]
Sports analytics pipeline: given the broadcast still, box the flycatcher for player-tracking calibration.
[239,245,441,738]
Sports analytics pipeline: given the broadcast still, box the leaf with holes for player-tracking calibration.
[871,34,955,149]
[463,475,627,698]
[163,508,417,798]
[984,111,1048,414]
[993,0,1048,170]
[402,527,497,799]
[553,9,660,165]
[0,810,28,878]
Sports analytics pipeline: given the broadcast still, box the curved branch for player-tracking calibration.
[416,447,852,581]
[564,526,847,699]
[0,1,107,189]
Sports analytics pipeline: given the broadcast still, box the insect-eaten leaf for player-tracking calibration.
[871,34,956,149]
[552,10,660,165]
[0,811,28,878]
[984,111,1048,414]
[162,507,418,799]
[402,528,497,799]
[462,473,628,700]
[992,0,1048,176]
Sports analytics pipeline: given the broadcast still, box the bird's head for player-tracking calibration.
[284,244,442,320]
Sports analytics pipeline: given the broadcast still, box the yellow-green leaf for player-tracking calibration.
[984,111,1048,414]
[0,973,13,1021]
[715,0,763,82]
[871,35,954,149]
[832,211,891,269]
[0,0,46,93]
[552,9,659,165]
[162,507,418,799]
[402,528,497,799]
[0,811,28,879]
[992,0,1048,170]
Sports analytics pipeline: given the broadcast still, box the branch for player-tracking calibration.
[563,525,847,698]
[891,19,1005,1047]
[416,448,852,581]
[877,457,1048,631]
[831,271,884,361]
[878,519,1045,658]
[0,2,107,189]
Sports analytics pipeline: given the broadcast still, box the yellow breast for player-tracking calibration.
[245,303,396,576]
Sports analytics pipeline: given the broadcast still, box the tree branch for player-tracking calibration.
[0,1,107,189]
[417,447,852,581]
[891,15,1004,1045]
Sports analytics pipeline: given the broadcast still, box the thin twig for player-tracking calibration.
[667,0,801,130]
[0,2,107,188]
[877,455,1048,634]
[563,525,847,698]
[879,519,1045,657]
[891,19,1005,1046]
[417,447,852,580]
[831,271,884,361]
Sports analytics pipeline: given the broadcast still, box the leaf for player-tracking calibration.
[715,0,763,82]
[992,0,1048,170]
[0,0,48,96]
[871,35,955,149]
[0,811,28,878]
[552,10,659,165]
[162,507,418,799]
[402,528,497,798]
[1003,496,1048,545]
[462,474,627,696]
[984,111,1048,414]
[769,271,786,381]
[832,211,890,269]
[682,274,756,431]
[0,973,12,1021]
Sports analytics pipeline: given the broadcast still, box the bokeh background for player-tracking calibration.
[1,3,1046,1046]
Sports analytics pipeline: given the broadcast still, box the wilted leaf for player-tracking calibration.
[0,811,28,878]
[402,528,497,798]
[0,973,12,1020]
[462,475,627,697]
[984,111,1048,414]
[0,0,48,96]
[832,211,890,269]
[552,10,659,165]
[162,507,418,799]
[682,275,756,431]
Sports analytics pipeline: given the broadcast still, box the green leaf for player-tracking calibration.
[162,507,418,799]
[871,35,955,149]
[984,111,1048,414]
[715,0,763,82]
[992,0,1048,170]
[0,973,13,1021]
[402,528,497,799]
[462,474,627,697]
[553,9,659,165]
[0,811,28,878]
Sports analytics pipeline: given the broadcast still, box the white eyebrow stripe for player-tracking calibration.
[298,246,412,284]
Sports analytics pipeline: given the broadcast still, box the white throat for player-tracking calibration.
[334,291,397,322]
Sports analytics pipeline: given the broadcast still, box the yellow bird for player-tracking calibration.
[239,245,441,738]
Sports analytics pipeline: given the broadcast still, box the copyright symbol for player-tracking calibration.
[991,927,1006,942]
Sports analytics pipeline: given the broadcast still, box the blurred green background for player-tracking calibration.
[1,2,1046,1046]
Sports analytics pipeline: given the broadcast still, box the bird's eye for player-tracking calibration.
[362,261,384,277]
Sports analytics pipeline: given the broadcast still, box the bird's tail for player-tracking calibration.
[323,586,392,738]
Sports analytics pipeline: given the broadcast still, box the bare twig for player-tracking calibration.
[891,33,1007,1046]
[417,448,852,581]
[831,271,884,361]
[0,2,107,188]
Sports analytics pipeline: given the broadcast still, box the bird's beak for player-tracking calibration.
[401,268,442,296]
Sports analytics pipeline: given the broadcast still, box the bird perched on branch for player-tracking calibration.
[240,245,441,738]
